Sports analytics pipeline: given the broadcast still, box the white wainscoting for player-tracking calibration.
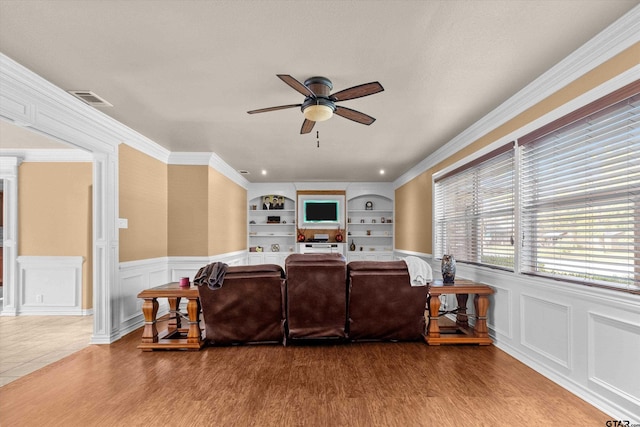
[394,250,640,422]
[117,251,248,338]
[15,256,85,315]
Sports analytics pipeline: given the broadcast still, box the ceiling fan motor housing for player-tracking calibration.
[301,76,336,120]
[304,76,333,95]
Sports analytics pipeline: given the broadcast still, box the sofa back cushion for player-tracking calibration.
[348,261,428,341]
[197,264,285,345]
[285,253,347,340]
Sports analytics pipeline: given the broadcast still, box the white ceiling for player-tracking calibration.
[0,0,637,182]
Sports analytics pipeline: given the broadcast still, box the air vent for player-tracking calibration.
[68,90,113,107]
[238,170,250,175]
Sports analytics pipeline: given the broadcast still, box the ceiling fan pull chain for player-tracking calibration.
[316,130,320,148]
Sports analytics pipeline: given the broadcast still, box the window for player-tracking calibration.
[433,81,639,293]
[434,145,515,270]
[520,90,640,291]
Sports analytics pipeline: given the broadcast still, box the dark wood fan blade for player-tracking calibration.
[247,104,301,114]
[300,119,315,134]
[331,82,384,102]
[277,75,315,98]
[334,106,376,125]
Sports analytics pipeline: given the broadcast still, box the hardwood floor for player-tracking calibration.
[0,318,608,426]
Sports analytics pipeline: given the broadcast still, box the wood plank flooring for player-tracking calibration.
[0,318,609,426]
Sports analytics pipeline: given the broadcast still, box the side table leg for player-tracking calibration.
[140,298,159,346]
[427,295,441,340]
[168,297,182,330]
[186,297,202,345]
[456,293,469,328]
[474,294,490,338]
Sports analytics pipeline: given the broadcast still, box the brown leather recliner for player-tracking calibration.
[197,264,286,345]
[347,261,428,341]
[284,253,347,341]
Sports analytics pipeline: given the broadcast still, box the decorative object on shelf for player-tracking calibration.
[441,254,456,284]
[297,229,306,242]
[262,195,285,210]
[256,246,263,252]
[371,219,376,224]
[386,218,392,223]
[282,220,287,224]
[335,229,344,242]
[348,217,351,223]
[381,217,385,223]
[367,230,371,236]
[267,216,281,224]
[359,246,363,251]
[365,201,373,210]
[360,219,365,223]
[249,220,256,224]
[271,244,280,252]
[350,240,356,251]
[250,205,257,210]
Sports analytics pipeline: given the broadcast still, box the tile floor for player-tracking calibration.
[0,315,93,386]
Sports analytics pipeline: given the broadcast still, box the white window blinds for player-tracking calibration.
[520,93,640,291]
[434,145,515,270]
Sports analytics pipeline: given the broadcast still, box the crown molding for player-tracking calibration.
[0,148,92,162]
[394,5,640,189]
[0,54,253,180]
[167,152,214,165]
[167,151,249,188]
[209,152,249,188]
[1,53,171,161]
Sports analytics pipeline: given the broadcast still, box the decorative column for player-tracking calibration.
[0,156,21,316]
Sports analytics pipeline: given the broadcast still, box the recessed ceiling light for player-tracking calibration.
[262,170,267,175]
[379,169,385,175]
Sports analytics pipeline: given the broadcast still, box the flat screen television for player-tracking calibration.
[303,200,339,223]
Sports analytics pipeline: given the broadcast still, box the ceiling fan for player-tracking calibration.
[247,75,384,134]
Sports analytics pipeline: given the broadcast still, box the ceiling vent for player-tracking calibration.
[68,90,113,107]
[238,170,250,175]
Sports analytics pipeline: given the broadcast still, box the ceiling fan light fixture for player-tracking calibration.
[303,104,333,122]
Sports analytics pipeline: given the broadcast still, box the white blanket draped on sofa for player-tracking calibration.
[403,256,432,286]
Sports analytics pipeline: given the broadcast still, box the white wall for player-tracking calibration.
[118,251,246,337]
[395,250,640,422]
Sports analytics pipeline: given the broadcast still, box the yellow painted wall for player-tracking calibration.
[119,144,168,261]
[208,167,246,255]
[168,165,209,256]
[395,43,640,254]
[18,162,93,309]
[395,172,431,254]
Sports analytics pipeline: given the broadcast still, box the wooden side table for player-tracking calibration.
[425,279,494,345]
[137,282,204,351]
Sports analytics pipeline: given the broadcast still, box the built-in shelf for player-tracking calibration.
[346,194,394,261]
[247,195,296,267]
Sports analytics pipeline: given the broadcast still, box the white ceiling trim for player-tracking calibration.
[432,65,640,183]
[0,53,169,160]
[394,5,640,189]
[167,151,249,188]
[0,148,93,162]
